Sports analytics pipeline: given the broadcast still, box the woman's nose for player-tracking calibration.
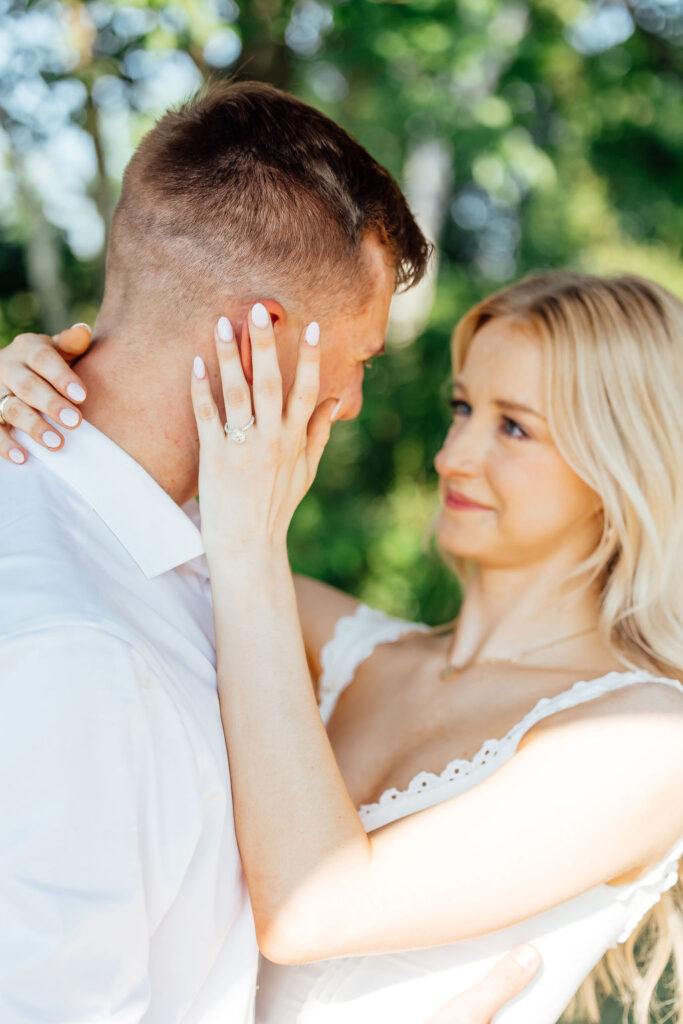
[434,422,486,478]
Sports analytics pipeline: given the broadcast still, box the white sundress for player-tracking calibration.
[256,604,683,1024]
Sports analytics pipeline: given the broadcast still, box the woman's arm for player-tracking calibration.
[216,558,683,963]
[192,308,683,965]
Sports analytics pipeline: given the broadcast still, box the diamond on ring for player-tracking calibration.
[224,414,255,444]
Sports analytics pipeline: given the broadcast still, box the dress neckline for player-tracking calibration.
[357,669,682,821]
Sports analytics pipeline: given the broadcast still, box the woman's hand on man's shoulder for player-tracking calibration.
[0,325,91,463]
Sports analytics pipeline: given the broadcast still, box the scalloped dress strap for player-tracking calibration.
[317,604,430,724]
[503,669,683,946]
[507,669,683,753]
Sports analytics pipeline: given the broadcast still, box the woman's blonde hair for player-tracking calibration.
[452,271,683,1023]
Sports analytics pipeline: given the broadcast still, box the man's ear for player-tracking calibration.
[262,298,287,329]
[239,319,253,385]
[239,299,289,384]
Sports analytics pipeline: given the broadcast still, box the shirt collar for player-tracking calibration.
[16,419,206,580]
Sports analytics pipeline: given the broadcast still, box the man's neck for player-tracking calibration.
[73,333,201,507]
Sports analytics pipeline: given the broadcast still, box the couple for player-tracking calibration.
[0,80,682,1024]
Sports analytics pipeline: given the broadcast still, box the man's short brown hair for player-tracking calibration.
[106,81,430,318]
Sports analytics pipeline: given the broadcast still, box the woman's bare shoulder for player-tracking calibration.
[521,673,683,740]
[293,576,361,680]
[514,674,683,875]
[350,617,449,692]
[293,579,443,685]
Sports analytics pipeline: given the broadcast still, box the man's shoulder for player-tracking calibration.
[0,621,153,774]
[0,452,91,548]
[0,620,149,686]
[0,457,124,630]
[0,447,63,516]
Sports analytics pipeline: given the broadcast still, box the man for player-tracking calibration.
[0,82,539,1022]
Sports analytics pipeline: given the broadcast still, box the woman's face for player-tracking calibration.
[434,317,602,570]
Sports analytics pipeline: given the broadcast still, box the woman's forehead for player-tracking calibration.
[459,318,544,391]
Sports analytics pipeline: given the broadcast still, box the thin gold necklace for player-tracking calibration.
[439,626,598,682]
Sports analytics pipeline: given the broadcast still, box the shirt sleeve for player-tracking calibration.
[0,624,155,1023]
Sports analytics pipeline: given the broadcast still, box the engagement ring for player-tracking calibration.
[225,415,255,444]
[0,390,14,426]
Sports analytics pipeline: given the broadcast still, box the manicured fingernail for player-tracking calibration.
[67,382,86,402]
[217,316,234,342]
[59,408,80,427]
[43,430,62,449]
[193,356,206,379]
[251,302,269,328]
[70,322,91,331]
[512,944,540,970]
[305,322,320,346]
[9,448,25,464]
[330,398,343,422]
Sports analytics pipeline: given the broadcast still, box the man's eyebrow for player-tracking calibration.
[452,380,546,420]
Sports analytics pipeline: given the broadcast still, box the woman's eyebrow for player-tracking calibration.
[495,399,546,421]
[453,381,545,420]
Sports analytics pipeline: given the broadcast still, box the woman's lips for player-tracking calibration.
[444,489,491,511]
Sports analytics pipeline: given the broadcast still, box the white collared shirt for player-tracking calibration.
[0,420,258,1023]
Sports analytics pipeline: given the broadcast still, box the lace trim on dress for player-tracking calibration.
[357,671,683,820]
[317,602,683,934]
[613,830,683,944]
[318,604,430,724]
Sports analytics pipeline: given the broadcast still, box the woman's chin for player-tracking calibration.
[436,514,490,562]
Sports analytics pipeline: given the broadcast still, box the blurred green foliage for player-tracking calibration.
[2,0,682,629]
[1,1,681,1019]
[2,0,682,627]
[1,0,683,626]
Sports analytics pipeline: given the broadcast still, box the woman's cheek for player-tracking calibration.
[492,450,559,532]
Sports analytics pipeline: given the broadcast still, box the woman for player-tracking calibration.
[1,272,682,1024]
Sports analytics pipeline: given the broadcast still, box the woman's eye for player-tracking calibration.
[449,398,471,417]
[502,417,528,439]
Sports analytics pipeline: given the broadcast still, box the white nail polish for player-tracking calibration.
[66,382,86,402]
[330,398,343,422]
[251,303,269,328]
[305,322,320,346]
[9,448,25,464]
[43,431,62,449]
[217,316,234,342]
[70,322,91,331]
[193,356,206,379]
[59,409,79,427]
[512,945,540,970]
